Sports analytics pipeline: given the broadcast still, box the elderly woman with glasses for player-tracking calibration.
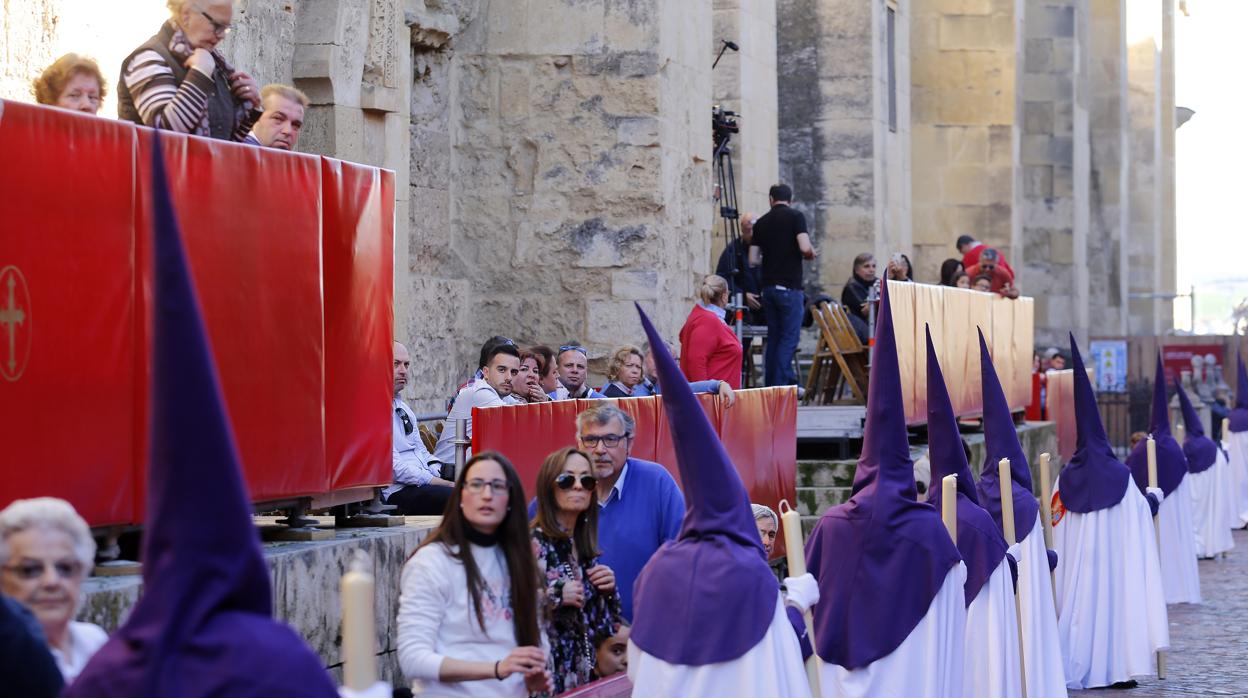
[117,0,261,141]
[0,498,107,684]
[530,447,622,694]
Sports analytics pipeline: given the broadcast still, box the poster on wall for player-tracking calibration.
[1162,344,1225,388]
[1088,340,1128,392]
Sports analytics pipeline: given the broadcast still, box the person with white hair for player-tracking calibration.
[751,503,779,557]
[117,0,262,141]
[0,497,107,683]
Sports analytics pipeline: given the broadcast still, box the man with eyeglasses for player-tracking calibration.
[575,404,684,620]
[384,342,455,515]
[118,0,262,142]
[552,343,608,400]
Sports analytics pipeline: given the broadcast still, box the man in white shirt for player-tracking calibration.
[433,342,522,465]
[385,342,455,515]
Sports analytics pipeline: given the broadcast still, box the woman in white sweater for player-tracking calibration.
[398,452,551,697]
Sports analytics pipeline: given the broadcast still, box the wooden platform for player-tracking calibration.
[796,405,866,441]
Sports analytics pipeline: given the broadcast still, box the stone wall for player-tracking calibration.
[1126,4,1161,335]
[910,0,1016,285]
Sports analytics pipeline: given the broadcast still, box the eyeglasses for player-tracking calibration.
[465,478,509,495]
[559,345,587,355]
[579,433,628,448]
[198,9,232,36]
[555,473,597,490]
[3,559,84,581]
[396,408,414,436]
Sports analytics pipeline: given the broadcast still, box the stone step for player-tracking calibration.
[796,459,856,488]
[795,485,852,518]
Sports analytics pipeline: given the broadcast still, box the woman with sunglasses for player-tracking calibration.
[530,448,623,694]
[397,452,551,697]
[0,498,107,685]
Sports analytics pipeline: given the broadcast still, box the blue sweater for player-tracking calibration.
[527,457,685,619]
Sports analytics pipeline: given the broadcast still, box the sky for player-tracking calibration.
[1174,0,1248,333]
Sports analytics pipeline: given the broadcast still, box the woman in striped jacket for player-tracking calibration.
[117,0,261,142]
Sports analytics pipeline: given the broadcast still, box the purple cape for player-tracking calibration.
[923,326,1007,607]
[1231,353,1248,433]
[629,304,779,665]
[1125,354,1188,496]
[805,280,962,669]
[1055,334,1133,513]
[1175,380,1218,474]
[66,133,337,698]
[975,329,1041,540]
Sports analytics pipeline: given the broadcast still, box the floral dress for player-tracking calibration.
[531,527,623,695]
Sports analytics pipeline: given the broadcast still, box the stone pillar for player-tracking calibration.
[1087,0,1129,337]
[1158,0,1177,331]
[1126,0,1161,335]
[777,0,910,295]
[910,0,1016,284]
[711,0,779,219]
[1017,0,1090,345]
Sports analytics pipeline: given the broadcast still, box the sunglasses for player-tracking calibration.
[556,473,597,490]
[559,344,588,355]
[3,559,84,581]
[198,9,232,36]
[396,407,414,436]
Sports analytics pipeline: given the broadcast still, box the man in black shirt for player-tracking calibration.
[748,184,817,386]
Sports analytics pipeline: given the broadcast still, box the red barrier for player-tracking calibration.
[0,101,393,525]
[472,388,799,558]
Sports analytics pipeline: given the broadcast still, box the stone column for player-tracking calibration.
[910,0,1016,284]
[777,0,910,295]
[1126,0,1161,335]
[1158,0,1176,331]
[1087,0,1129,337]
[1017,0,1090,345]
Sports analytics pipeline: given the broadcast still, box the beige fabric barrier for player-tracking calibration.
[885,282,1034,424]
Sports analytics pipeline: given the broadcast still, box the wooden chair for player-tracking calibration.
[804,302,870,405]
[419,424,439,453]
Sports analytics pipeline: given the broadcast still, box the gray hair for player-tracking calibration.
[751,503,778,527]
[0,497,96,569]
[576,404,635,439]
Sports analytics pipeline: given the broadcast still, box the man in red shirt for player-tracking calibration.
[964,248,1020,298]
[957,235,1015,277]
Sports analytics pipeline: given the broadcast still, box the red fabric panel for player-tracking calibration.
[718,387,799,559]
[472,401,580,496]
[321,159,394,490]
[610,397,661,464]
[135,130,328,503]
[0,102,138,526]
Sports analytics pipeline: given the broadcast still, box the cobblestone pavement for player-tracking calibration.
[1070,529,1248,697]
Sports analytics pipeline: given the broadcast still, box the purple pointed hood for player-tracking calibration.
[1055,334,1132,513]
[1231,353,1248,433]
[975,329,1040,539]
[924,326,1007,607]
[630,304,778,665]
[805,280,961,669]
[1175,379,1218,474]
[67,134,337,698]
[1126,354,1188,496]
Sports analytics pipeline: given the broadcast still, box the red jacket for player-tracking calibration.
[679,305,743,388]
[962,243,1015,278]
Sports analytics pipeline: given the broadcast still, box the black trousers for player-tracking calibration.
[385,484,454,515]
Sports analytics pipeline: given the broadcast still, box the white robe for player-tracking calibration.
[1226,431,1248,527]
[1190,448,1236,558]
[628,592,812,698]
[1016,517,1069,698]
[1052,480,1169,689]
[818,562,967,698]
[964,561,1023,698]
[1157,477,1202,604]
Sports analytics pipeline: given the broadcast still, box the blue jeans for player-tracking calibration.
[762,286,804,387]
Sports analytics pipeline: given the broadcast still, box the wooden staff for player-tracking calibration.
[941,475,957,543]
[779,500,821,696]
[999,458,1029,698]
[1146,436,1166,679]
[1037,453,1058,605]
